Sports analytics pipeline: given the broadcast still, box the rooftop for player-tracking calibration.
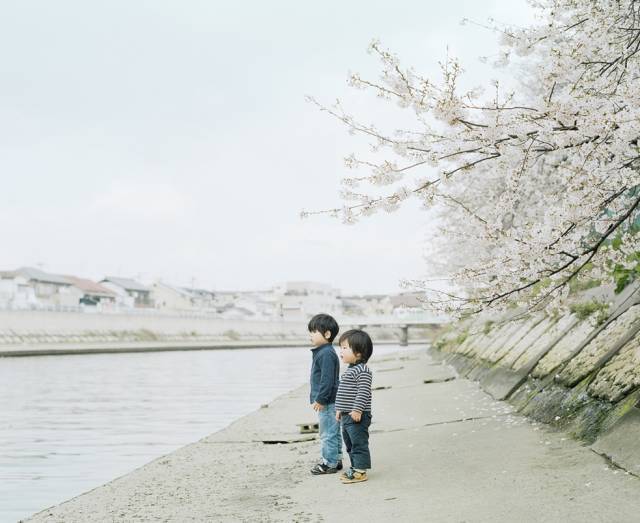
[102,277,150,292]
[17,267,71,286]
[64,276,116,297]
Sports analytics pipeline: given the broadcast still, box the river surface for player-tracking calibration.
[0,344,401,522]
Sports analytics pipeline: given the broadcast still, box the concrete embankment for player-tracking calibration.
[434,282,640,479]
[26,347,640,522]
[0,310,305,356]
[0,339,429,357]
[0,310,431,356]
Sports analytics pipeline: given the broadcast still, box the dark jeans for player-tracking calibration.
[340,411,372,470]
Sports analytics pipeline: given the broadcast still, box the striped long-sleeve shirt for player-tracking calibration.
[335,362,373,413]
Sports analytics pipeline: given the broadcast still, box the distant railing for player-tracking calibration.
[343,314,450,325]
[0,303,450,325]
[0,303,230,320]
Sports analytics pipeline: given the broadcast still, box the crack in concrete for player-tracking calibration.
[371,412,512,434]
[423,376,457,384]
[374,377,459,391]
[203,438,318,445]
[204,412,513,443]
[589,448,640,480]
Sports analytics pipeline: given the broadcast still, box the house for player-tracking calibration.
[390,292,451,323]
[207,289,276,319]
[63,276,116,308]
[390,292,434,320]
[100,276,152,308]
[17,267,83,307]
[0,271,36,309]
[339,294,394,317]
[150,283,219,312]
[151,282,195,311]
[182,287,217,310]
[272,281,341,320]
[232,290,277,319]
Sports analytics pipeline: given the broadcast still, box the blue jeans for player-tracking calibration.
[317,403,342,467]
[341,411,372,470]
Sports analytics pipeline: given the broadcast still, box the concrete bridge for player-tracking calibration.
[344,314,449,346]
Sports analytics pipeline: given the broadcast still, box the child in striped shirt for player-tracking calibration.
[335,329,373,484]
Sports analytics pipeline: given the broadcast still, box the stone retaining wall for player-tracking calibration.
[433,282,640,475]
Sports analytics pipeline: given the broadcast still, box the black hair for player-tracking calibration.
[338,329,373,363]
[307,313,339,343]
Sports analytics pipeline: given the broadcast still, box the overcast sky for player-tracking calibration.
[0,1,535,294]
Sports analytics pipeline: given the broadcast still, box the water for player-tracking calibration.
[0,345,401,522]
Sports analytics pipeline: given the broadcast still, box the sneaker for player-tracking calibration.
[340,468,368,484]
[336,460,343,471]
[310,463,339,475]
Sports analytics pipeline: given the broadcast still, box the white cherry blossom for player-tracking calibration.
[307,0,640,316]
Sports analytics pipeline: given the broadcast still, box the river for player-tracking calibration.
[0,344,402,522]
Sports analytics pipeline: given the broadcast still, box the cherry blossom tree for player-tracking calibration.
[305,0,640,316]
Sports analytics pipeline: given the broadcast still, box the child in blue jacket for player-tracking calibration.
[308,313,343,474]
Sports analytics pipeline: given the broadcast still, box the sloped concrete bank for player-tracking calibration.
[433,283,640,476]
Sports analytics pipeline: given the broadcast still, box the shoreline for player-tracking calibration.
[0,339,430,358]
[5,345,411,522]
[22,347,425,522]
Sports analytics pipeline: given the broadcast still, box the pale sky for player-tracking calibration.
[0,1,535,294]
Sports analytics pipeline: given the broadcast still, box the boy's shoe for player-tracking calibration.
[339,467,352,481]
[336,460,343,471]
[310,463,339,475]
[340,468,368,484]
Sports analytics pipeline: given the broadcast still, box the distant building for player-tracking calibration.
[101,277,152,308]
[390,292,431,320]
[17,267,82,307]
[151,282,196,311]
[339,294,393,317]
[208,289,276,320]
[183,287,216,310]
[233,290,277,319]
[63,276,116,308]
[0,271,36,309]
[272,281,341,321]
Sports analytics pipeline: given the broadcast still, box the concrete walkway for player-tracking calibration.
[27,348,640,522]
